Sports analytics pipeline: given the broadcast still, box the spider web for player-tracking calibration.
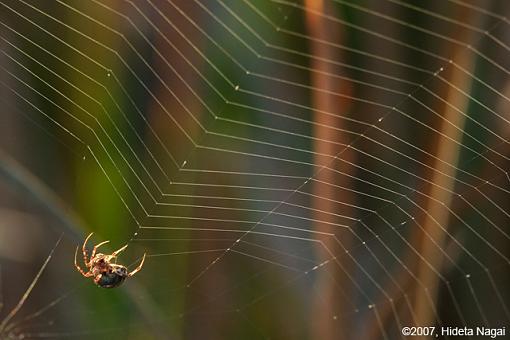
[1,0,510,339]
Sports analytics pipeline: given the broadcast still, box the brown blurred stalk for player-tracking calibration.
[366,6,483,339]
[411,11,481,336]
[305,1,356,339]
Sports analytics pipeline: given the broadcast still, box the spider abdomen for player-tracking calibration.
[95,271,127,288]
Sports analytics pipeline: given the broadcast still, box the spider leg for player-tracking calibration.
[111,244,128,257]
[91,240,110,260]
[74,247,92,277]
[82,232,94,265]
[128,253,146,277]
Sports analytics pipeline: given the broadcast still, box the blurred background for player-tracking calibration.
[0,0,509,339]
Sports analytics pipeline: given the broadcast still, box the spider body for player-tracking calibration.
[74,233,145,288]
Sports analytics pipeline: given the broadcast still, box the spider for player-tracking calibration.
[74,233,146,288]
